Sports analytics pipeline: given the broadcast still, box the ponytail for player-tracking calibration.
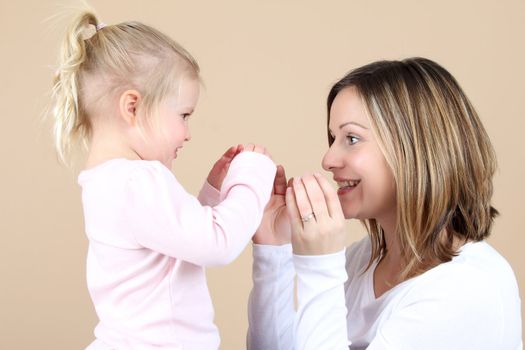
[51,11,100,163]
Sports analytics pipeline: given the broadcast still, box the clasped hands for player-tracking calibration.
[206,144,347,255]
[254,165,347,256]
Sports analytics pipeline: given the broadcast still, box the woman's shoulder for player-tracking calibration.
[431,241,518,289]
[393,241,522,346]
[402,241,520,310]
[452,241,520,299]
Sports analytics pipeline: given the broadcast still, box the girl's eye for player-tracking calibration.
[182,114,191,121]
[347,135,359,145]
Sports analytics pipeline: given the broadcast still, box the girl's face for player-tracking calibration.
[322,87,396,224]
[144,78,200,167]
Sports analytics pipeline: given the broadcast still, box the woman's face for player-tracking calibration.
[322,87,396,223]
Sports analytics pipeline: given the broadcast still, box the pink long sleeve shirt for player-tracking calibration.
[78,152,276,350]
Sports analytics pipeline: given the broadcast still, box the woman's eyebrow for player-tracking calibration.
[339,121,368,130]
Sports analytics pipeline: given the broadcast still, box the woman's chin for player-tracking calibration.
[342,208,367,221]
[342,210,358,220]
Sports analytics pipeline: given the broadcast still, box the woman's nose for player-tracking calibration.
[322,143,341,171]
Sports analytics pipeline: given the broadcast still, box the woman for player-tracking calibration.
[247,58,522,349]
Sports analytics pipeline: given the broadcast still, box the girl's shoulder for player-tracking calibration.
[78,158,173,185]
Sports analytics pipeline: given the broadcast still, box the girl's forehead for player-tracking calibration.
[165,78,200,107]
[178,78,200,100]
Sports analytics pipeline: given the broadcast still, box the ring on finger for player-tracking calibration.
[301,212,316,222]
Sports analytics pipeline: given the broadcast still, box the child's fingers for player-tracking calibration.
[222,145,238,160]
[240,143,273,159]
[243,143,255,152]
[253,144,272,159]
[213,146,235,169]
[240,143,273,160]
[234,144,243,156]
[253,144,264,153]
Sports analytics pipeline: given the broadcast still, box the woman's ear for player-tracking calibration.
[119,90,141,126]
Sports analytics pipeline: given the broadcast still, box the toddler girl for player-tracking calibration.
[51,10,276,350]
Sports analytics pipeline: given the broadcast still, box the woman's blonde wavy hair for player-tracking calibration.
[51,9,200,164]
[327,58,498,279]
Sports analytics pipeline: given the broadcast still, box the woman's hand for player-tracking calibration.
[253,165,292,245]
[286,173,347,255]
[206,144,243,190]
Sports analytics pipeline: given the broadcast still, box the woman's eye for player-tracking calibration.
[347,135,359,145]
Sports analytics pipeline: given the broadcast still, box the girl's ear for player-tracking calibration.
[119,90,142,126]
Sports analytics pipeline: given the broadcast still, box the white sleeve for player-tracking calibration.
[293,250,351,350]
[247,244,295,350]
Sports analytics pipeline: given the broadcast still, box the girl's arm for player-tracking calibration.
[197,181,220,207]
[198,145,242,207]
[126,150,276,266]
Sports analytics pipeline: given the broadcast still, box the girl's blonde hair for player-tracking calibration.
[327,58,498,279]
[51,10,200,163]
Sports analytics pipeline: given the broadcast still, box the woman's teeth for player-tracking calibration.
[337,180,360,188]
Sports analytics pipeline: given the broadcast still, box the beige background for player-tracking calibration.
[1,0,523,348]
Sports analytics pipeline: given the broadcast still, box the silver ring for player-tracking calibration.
[301,212,315,222]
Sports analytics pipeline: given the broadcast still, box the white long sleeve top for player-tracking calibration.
[247,237,522,350]
[78,152,276,350]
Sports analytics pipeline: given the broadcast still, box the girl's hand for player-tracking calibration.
[241,143,272,159]
[207,144,243,190]
[286,173,347,255]
[253,165,291,245]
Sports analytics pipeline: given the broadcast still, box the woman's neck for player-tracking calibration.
[373,213,404,298]
[374,215,469,298]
